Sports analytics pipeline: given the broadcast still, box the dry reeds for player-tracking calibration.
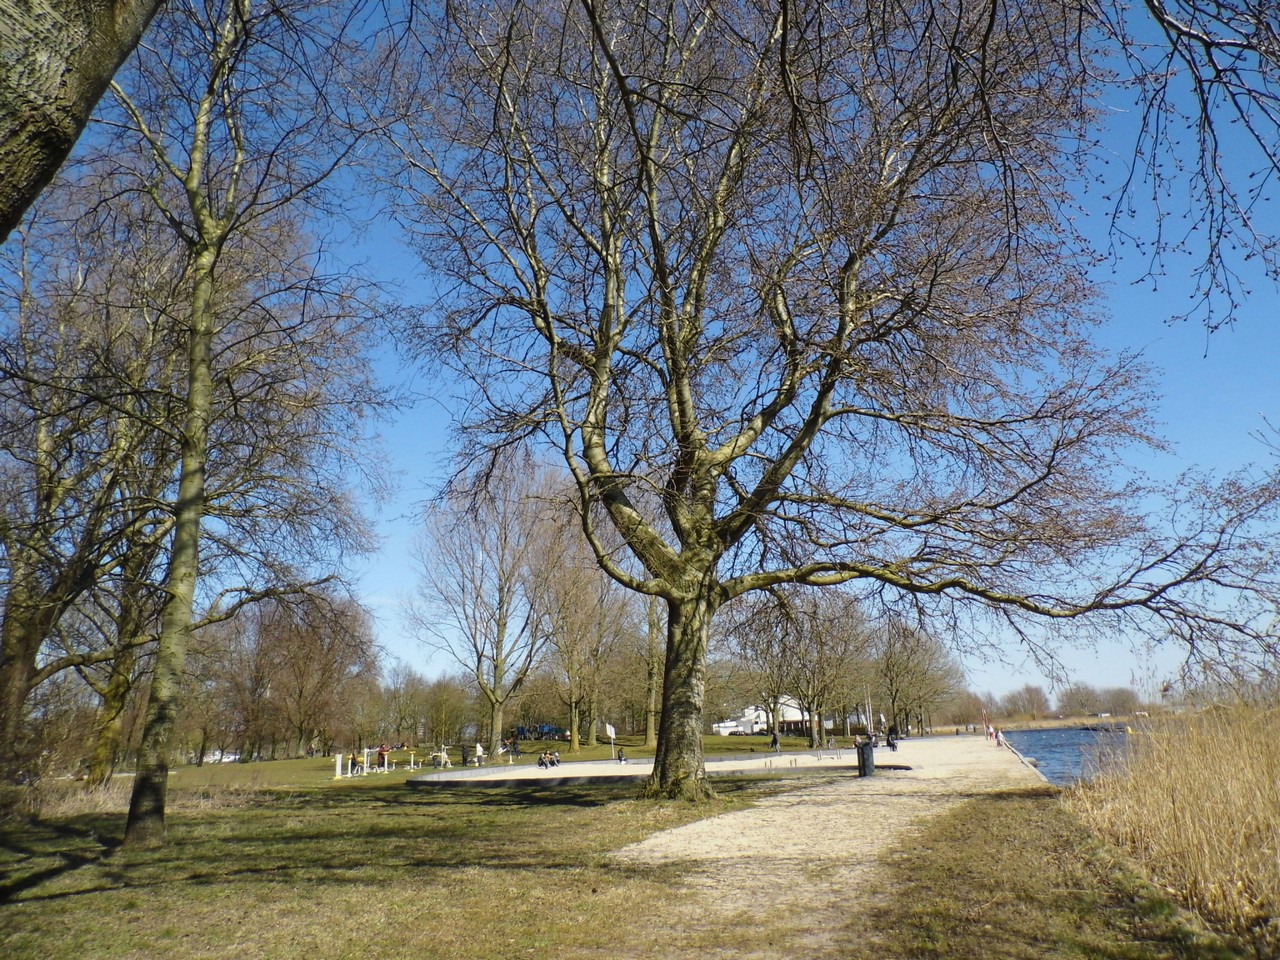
[1070,705,1280,956]
[11,776,267,821]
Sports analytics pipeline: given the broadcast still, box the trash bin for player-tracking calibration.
[857,740,875,777]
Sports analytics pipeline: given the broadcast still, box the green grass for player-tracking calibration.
[0,765,775,960]
[2,761,1246,959]
[851,786,1240,960]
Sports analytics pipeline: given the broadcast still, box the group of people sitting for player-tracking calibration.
[536,750,561,769]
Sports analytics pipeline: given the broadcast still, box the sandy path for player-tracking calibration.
[609,736,1048,959]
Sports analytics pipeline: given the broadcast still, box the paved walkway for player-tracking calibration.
[406,733,1043,790]
[603,734,1048,959]
[409,736,1047,958]
[406,744,879,788]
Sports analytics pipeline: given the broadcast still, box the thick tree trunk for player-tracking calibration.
[86,647,137,787]
[487,701,505,757]
[125,255,215,846]
[643,594,716,800]
[0,0,163,242]
[0,614,40,781]
[0,583,63,782]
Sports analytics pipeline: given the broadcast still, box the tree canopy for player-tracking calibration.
[376,0,1280,796]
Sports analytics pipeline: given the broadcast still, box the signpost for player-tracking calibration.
[605,722,616,759]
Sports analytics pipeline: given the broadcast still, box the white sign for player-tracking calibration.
[604,722,616,739]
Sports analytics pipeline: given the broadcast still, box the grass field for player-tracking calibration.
[1,741,1245,960]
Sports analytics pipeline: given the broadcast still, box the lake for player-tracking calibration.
[1002,726,1128,786]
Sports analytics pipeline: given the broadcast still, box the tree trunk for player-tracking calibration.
[643,594,716,800]
[86,647,137,787]
[567,700,580,752]
[0,608,42,782]
[585,692,598,748]
[644,596,661,748]
[0,0,163,242]
[125,254,215,846]
[487,701,505,757]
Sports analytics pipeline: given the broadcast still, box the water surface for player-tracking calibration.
[1003,726,1127,786]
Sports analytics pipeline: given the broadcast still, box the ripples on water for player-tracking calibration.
[1002,726,1128,786]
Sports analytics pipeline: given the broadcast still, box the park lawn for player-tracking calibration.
[0,770,771,960]
[4,764,1241,960]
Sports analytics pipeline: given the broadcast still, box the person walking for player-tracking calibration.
[769,731,780,753]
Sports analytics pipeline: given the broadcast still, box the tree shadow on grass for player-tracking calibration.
[0,815,122,904]
[0,778,678,907]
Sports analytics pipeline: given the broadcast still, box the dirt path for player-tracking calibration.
[608,735,1048,959]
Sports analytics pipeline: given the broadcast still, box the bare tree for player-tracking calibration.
[1092,1,1280,325]
[874,621,964,734]
[1056,682,1102,717]
[0,190,181,783]
[780,591,874,748]
[408,466,553,755]
[724,596,797,738]
[532,505,631,750]
[999,684,1053,722]
[418,673,474,751]
[88,0,382,844]
[259,594,377,756]
[381,0,1280,797]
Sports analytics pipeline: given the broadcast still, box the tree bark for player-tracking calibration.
[0,579,68,781]
[0,0,163,242]
[86,646,137,787]
[567,700,580,752]
[643,594,716,800]
[643,596,661,748]
[0,605,41,780]
[487,701,505,758]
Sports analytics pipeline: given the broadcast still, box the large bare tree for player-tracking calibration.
[0,189,181,784]
[382,0,1280,798]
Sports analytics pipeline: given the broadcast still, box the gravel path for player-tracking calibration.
[609,735,1048,959]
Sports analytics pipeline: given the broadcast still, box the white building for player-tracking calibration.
[713,696,878,737]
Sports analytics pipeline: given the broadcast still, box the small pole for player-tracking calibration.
[334,754,344,779]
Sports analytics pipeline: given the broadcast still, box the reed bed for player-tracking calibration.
[1070,705,1280,957]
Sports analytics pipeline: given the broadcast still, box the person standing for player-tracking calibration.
[769,731,780,752]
